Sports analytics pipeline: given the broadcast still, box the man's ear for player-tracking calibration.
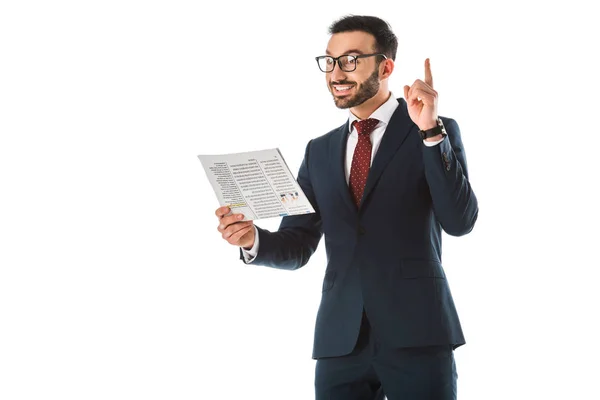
[380,58,394,80]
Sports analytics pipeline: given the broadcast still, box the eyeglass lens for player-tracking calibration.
[318,56,357,72]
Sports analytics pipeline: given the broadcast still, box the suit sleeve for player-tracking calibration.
[238,140,323,270]
[422,118,479,236]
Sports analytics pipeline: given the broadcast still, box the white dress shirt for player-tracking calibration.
[242,93,444,262]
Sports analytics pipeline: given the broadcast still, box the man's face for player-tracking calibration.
[324,31,382,109]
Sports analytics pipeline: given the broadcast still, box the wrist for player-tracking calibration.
[419,117,447,140]
[419,122,437,131]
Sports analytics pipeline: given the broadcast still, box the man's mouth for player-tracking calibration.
[331,84,355,95]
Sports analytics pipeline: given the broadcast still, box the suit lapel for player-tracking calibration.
[359,98,415,209]
[329,121,357,214]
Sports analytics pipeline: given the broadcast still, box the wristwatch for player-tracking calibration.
[419,117,447,140]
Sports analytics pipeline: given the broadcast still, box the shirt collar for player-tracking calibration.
[348,92,399,134]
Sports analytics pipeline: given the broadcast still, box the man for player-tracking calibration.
[215,15,478,400]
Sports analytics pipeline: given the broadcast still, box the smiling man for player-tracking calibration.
[215,15,478,400]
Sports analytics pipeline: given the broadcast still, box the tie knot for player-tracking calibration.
[353,118,379,136]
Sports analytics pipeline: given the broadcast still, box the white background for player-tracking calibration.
[1,1,599,399]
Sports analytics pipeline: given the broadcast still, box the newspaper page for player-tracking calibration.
[198,148,316,221]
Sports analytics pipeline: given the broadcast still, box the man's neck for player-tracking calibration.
[350,90,391,120]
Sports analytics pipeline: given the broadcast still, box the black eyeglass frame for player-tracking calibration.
[315,53,388,72]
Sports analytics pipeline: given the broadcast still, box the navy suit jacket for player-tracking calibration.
[241,98,478,359]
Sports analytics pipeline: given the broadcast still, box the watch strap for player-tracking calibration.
[419,118,447,140]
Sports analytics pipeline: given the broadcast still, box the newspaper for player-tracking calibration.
[198,148,316,221]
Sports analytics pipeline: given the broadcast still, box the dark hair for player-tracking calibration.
[329,15,398,61]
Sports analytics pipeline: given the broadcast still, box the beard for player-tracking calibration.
[330,67,380,109]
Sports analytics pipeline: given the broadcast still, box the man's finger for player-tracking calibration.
[410,88,436,106]
[218,213,245,231]
[409,80,436,97]
[222,221,251,239]
[215,206,231,219]
[227,224,254,244]
[424,58,433,88]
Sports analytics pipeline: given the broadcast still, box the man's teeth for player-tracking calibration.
[334,86,353,91]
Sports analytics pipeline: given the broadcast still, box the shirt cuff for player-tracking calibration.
[241,226,259,263]
[423,136,446,147]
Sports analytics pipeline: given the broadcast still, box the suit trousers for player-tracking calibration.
[314,310,458,400]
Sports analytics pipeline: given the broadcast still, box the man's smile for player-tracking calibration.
[332,84,355,95]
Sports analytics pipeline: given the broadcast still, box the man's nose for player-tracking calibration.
[329,63,347,83]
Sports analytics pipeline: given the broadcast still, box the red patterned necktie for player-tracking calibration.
[349,118,379,207]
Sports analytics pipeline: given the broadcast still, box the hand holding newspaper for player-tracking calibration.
[198,148,315,221]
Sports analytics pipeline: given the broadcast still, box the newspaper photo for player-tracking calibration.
[198,148,316,221]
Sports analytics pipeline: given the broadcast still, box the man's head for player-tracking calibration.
[318,15,397,110]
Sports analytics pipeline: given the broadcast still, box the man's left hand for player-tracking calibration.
[404,58,439,132]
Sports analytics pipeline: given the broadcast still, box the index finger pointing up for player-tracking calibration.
[425,58,433,88]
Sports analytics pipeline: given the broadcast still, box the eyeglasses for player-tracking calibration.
[315,53,387,73]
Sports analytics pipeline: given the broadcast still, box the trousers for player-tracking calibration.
[315,310,458,400]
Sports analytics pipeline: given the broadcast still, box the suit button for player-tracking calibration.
[358,226,366,235]
[442,152,451,170]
